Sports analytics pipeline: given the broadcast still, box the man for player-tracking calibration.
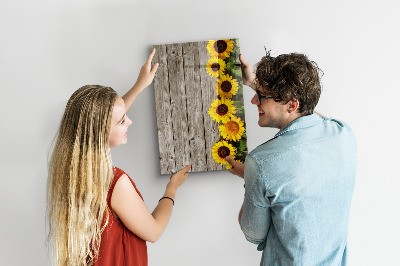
[226,52,357,265]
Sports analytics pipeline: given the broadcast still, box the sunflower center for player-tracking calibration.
[211,63,220,72]
[216,104,228,116]
[221,81,232,92]
[214,40,228,54]
[225,121,239,134]
[218,146,230,158]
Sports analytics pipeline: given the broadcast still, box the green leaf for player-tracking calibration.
[239,139,247,151]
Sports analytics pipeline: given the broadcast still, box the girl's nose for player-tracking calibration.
[126,116,133,126]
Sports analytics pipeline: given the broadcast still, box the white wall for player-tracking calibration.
[1,0,399,265]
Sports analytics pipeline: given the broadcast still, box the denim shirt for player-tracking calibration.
[240,114,357,266]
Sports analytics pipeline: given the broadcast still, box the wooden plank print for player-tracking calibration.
[153,39,248,174]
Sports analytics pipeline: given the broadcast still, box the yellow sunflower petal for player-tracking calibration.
[226,160,243,170]
[212,140,236,165]
[207,39,235,60]
[219,116,246,141]
[208,97,236,123]
[216,74,239,98]
[206,57,226,78]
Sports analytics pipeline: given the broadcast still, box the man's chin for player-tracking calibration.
[258,117,267,127]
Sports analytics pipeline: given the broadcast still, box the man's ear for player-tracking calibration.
[288,99,299,113]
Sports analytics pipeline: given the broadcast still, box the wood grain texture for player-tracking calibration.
[167,43,190,173]
[182,42,207,172]
[153,44,176,174]
[153,40,231,174]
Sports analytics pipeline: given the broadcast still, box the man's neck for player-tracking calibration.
[278,113,303,130]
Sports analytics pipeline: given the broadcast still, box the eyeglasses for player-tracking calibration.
[255,90,281,105]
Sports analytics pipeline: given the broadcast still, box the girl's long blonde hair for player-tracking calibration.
[47,85,118,265]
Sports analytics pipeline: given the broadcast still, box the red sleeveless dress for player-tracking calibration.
[94,167,148,266]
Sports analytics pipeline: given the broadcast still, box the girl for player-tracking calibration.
[47,49,190,266]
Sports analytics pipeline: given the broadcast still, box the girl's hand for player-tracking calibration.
[135,48,159,90]
[122,49,159,112]
[167,165,191,191]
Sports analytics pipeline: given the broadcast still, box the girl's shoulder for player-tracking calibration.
[111,167,143,200]
[113,166,127,178]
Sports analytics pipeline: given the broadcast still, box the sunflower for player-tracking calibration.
[208,97,236,123]
[216,74,239,98]
[206,57,226,78]
[219,116,246,142]
[226,159,243,170]
[212,140,236,165]
[207,39,235,59]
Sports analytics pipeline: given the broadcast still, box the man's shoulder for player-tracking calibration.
[248,138,288,167]
[249,116,356,165]
[320,116,357,145]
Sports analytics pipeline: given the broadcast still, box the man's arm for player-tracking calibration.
[224,156,245,223]
[238,155,271,245]
[238,204,243,222]
[239,54,257,91]
[314,111,324,118]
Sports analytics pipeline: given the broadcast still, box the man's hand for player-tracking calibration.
[225,156,244,178]
[239,54,257,90]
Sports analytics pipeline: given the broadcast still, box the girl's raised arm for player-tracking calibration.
[122,49,159,112]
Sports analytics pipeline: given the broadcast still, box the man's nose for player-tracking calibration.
[251,94,259,105]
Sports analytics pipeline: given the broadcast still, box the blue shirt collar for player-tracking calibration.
[275,114,322,138]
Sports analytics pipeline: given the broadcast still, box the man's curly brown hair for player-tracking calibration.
[255,52,322,115]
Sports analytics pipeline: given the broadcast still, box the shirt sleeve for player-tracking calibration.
[239,154,271,248]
